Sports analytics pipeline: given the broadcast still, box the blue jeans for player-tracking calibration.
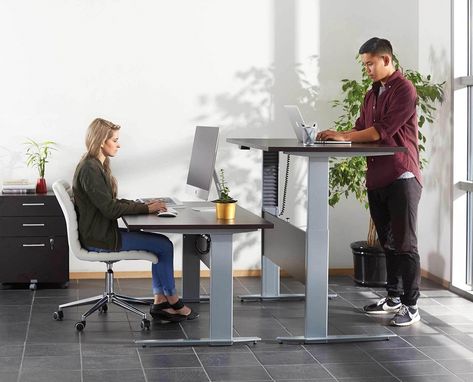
[88,229,176,296]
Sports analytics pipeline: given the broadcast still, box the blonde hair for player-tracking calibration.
[81,118,121,197]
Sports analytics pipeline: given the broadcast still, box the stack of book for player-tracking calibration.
[2,179,36,194]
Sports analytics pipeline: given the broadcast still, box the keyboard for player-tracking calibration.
[313,140,352,144]
[138,197,183,207]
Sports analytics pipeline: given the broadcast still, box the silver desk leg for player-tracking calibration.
[239,256,306,301]
[277,156,394,344]
[136,233,260,347]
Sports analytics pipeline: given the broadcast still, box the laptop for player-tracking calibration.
[283,105,351,144]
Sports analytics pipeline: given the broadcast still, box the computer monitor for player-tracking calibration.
[186,126,220,200]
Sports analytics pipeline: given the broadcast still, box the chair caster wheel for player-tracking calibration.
[141,319,150,330]
[75,321,86,332]
[53,311,64,321]
[98,304,108,313]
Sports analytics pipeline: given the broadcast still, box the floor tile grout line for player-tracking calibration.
[341,343,403,382]
[300,344,344,382]
[397,338,470,379]
[234,276,253,295]
[270,314,298,336]
[246,344,276,382]
[279,279,297,295]
[16,289,35,382]
[201,280,209,295]
[413,306,473,354]
[192,347,212,382]
[135,347,149,382]
[79,333,84,382]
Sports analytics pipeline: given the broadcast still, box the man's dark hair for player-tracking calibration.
[359,37,393,57]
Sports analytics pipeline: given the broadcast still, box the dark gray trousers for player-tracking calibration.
[367,178,422,306]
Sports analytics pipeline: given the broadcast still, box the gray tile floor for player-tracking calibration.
[2,276,473,381]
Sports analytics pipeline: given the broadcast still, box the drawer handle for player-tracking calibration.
[22,223,45,227]
[22,203,45,207]
[22,244,45,247]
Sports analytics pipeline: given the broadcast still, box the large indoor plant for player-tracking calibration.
[24,138,57,194]
[330,57,445,285]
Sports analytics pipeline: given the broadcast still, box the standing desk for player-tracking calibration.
[227,138,405,344]
[122,201,273,346]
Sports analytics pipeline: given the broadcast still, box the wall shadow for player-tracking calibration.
[192,1,320,265]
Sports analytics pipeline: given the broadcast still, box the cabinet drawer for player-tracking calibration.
[0,236,69,283]
[0,195,62,217]
[0,217,66,237]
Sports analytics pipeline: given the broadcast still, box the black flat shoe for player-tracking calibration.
[156,308,199,322]
[171,298,199,321]
[149,301,171,319]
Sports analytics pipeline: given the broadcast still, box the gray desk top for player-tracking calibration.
[122,202,273,231]
[227,138,406,154]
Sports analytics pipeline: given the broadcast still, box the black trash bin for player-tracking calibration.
[351,241,387,287]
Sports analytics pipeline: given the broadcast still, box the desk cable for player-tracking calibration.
[279,154,291,217]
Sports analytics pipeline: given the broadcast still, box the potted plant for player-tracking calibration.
[24,138,57,194]
[213,169,237,219]
[330,57,445,285]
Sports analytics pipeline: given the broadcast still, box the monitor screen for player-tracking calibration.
[186,126,219,200]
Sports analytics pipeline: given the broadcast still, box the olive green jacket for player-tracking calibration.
[73,157,148,250]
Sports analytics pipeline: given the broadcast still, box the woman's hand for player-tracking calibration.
[147,201,167,214]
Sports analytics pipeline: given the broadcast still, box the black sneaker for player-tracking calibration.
[363,297,401,315]
[390,305,420,326]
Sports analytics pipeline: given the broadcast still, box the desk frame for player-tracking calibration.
[123,204,272,346]
[228,139,403,344]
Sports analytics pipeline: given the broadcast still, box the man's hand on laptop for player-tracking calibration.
[316,129,347,141]
[147,201,167,214]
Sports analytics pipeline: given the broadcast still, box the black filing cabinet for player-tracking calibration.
[0,193,69,289]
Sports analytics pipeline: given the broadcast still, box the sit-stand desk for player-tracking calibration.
[122,202,273,346]
[227,138,405,344]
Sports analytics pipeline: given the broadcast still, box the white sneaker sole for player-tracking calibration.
[364,308,401,315]
[390,314,420,327]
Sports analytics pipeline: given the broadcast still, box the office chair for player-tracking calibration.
[52,179,158,331]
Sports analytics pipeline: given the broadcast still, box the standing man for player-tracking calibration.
[317,37,422,326]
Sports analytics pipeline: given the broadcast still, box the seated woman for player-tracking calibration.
[73,117,198,322]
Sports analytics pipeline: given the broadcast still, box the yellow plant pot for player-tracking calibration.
[215,201,236,220]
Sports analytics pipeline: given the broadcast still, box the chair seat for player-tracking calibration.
[78,248,159,263]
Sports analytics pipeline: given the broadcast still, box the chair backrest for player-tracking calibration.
[52,179,159,264]
[52,179,98,261]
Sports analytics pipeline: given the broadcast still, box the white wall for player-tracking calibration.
[418,0,453,281]
[0,0,317,273]
[0,0,453,277]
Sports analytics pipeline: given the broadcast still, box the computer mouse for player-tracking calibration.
[157,211,178,218]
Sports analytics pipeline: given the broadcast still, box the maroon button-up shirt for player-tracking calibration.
[354,70,422,190]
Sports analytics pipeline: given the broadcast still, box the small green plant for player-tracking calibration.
[24,139,57,178]
[216,169,236,202]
